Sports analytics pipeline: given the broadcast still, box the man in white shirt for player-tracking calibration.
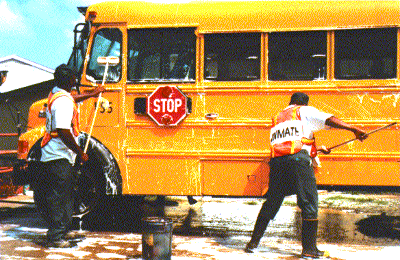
[35,64,104,248]
[245,92,367,258]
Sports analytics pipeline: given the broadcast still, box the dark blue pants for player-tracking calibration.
[262,150,318,220]
[34,159,74,242]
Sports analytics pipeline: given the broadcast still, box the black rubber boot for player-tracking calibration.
[301,219,329,259]
[245,217,270,253]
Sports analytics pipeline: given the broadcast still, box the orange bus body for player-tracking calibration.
[19,1,400,197]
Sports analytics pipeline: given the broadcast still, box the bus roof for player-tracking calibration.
[87,1,400,33]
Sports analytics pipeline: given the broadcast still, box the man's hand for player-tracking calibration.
[93,86,105,96]
[77,151,89,165]
[317,145,331,154]
[326,116,368,142]
[57,129,89,164]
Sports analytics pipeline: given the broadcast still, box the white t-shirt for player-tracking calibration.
[273,105,333,155]
[41,87,78,164]
[298,106,333,139]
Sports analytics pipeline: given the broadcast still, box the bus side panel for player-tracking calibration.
[124,126,269,196]
[310,90,400,187]
[124,87,399,195]
[316,127,400,186]
[316,158,400,187]
[124,91,271,196]
[124,157,269,196]
[126,157,201,195]
[202,159,268,196]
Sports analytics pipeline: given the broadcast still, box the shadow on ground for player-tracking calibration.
[356,212,400,240]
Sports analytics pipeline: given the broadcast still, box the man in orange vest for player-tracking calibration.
[245,92,367,258]
[35,64,104,248]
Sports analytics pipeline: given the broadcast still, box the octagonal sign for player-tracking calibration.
[147,86,188,126]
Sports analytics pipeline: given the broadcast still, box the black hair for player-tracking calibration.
[54,64,77,89]
[289,92,309,105]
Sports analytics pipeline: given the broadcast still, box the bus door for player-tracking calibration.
[80,26,124,169]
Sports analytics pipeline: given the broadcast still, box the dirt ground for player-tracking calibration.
[1,191,400,259]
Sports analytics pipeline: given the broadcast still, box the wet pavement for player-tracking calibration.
[1,192,400,259]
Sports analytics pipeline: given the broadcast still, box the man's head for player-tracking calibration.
[54,64,77,91]
[289,92,309,106]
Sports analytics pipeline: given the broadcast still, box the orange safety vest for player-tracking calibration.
[41,91,80,147]
[270,105,316,158]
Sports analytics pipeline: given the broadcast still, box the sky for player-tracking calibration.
[0,0,189,70]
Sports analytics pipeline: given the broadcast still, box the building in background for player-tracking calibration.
[0,55,54,93]
[0,55,54,152]
[0,55,54,195]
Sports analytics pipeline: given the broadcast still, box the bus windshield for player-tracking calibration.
[86,28,122,82]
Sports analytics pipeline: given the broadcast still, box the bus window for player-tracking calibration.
[204,33,261,81]
[268,31,327,81]
[127,28,196,82]
[335,28,397,80]
[87,28,122,82]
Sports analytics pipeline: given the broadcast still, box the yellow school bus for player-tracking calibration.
[17,1,400,214]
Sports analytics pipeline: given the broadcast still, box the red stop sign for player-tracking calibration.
[147,86,188,126]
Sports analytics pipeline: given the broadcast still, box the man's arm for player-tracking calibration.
[325,116,367,141]
[316,117,367,154]
[57,129,89,163]
[73,86,105,103]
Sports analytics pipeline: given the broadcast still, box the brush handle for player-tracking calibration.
[83,62,110,153]
[327,122,397,151]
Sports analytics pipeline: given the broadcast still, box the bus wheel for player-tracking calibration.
[73,166,105,217]
[73,133,122,217]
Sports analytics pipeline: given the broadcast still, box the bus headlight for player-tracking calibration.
[18,140,29,159]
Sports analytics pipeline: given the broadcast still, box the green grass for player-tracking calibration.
[322,195,389,206]
[282,201,297,207]
[244,201,260,206]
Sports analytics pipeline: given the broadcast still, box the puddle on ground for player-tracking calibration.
[164,198,400,246]
[77,196,400,246]
[1,196,400,259]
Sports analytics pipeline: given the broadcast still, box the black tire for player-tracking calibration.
[72,162,106,217]
[73,134,121,217]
